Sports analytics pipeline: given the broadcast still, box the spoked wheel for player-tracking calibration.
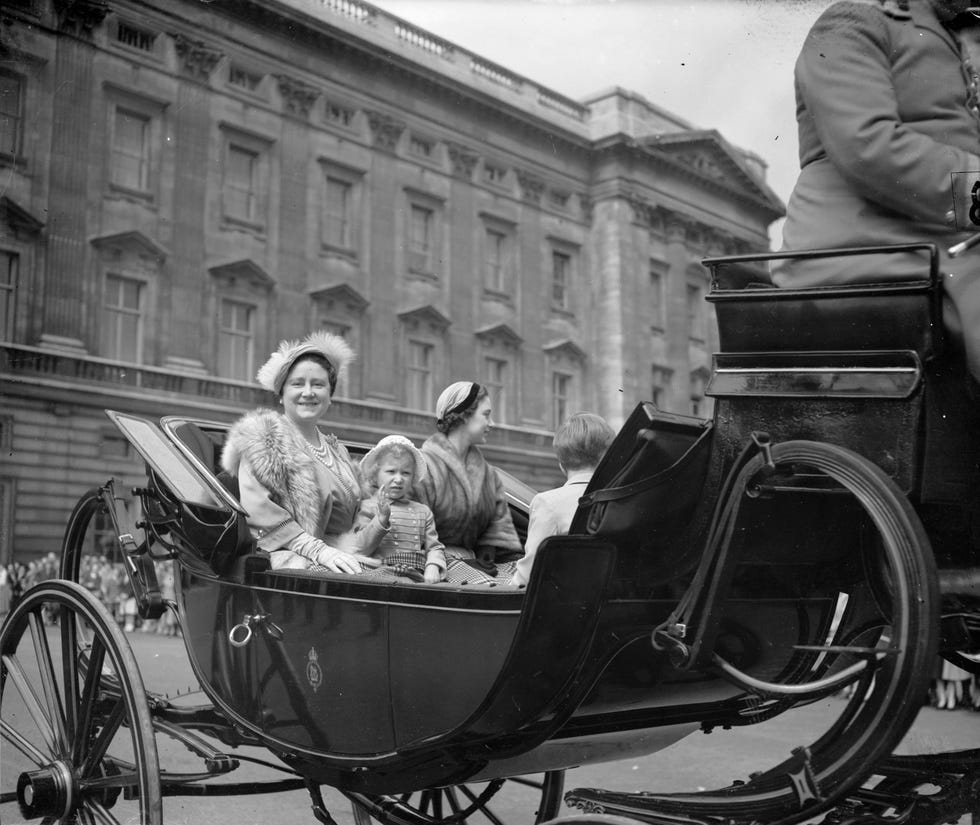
[349,771,565,825]
[0,580,162,824]
[567,440,939,825]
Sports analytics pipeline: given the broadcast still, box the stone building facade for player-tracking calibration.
[0,0,783,560]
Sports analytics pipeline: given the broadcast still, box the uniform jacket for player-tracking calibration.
[417,433,523,560]
[220,409,361,559]
[775,0,980,287]
[354,497,447,573]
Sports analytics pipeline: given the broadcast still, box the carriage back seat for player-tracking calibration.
[704,244,980,509]
[165,420,263,578]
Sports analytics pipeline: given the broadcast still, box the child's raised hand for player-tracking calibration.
[376,480,392,528]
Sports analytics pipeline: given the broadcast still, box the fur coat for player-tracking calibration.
[220,409,360,554]
[417,433,522,559]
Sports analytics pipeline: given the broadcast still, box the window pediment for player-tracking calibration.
[90,230,168,263]
[543,338,587,364]
[208,259,275,290]
[309,283,368,313]
[398,304,451,335]
[476,323,522,349]
[0,196,44,236]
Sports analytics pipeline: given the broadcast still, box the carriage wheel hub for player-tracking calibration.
[17,762,76,820]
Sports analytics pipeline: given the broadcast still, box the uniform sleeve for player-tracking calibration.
[796,3,980,225]
[421,507,447,572]
[351,497,388,557]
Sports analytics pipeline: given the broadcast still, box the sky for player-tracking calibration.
[369,0,838,247]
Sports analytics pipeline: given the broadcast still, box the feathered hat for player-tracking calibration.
[256,330,355,394]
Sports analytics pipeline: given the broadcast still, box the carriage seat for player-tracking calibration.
[166,420,262,578]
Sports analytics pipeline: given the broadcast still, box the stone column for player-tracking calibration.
[663,212,693,413]
[589,196,631,427]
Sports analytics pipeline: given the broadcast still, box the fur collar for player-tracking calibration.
[421,432,488,512]
[221,409,321,535]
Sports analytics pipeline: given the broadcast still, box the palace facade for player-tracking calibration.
[0,0,783,560]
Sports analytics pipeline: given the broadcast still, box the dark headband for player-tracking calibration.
[447,383,481,417]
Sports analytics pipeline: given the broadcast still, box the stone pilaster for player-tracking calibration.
[40,20,102,351]
[276,74,320,119]
[164,70,213,368]
[446,141,479,181]
[365,110,406,154]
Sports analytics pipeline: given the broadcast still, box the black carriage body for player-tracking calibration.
[705,243,980,572]
[102,407,845,794]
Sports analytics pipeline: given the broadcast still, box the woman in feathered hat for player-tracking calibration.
[220,331,369,573]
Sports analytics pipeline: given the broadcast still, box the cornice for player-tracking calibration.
[593,134,784,223]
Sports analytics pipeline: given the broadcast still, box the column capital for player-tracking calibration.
[173,35,223,81]
[365,110,407,154]
[55,0,109,38]
[276,74,320,119]
[445,141,479,181]
[516,169,545,205]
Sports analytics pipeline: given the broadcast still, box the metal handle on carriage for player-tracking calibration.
[229,613,283,647]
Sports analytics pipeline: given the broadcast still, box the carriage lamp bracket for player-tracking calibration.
[229,613,284,647]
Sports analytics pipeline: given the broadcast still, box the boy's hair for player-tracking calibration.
[553,413,616,472]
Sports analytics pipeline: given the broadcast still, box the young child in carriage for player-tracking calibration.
[353,435,447,583]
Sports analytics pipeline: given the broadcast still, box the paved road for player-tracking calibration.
[4,630,979,825]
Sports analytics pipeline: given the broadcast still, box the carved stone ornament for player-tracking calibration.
[516,169,545,205]
[625,191,655,226]
[577,192,593,223]
[677,151,726,183]
[366,110,407,154]
[55,0,109,37]
[446,142,479,181]
[173,34,223,81]
[276,75,320,119]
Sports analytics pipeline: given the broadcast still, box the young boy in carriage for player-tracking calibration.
[510,412,615,587]
[353,435,448,583]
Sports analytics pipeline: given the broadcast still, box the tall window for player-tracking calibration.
[687,283,705,342]
[552,251,570,310]
[224,143,259,223]
[110,108,151,192]
[0,251,17,341]
[406,340,434,410]
[0,72,24,157]
[484,357,508,424]
[218,299,254,380]
[650,265,665,330]
[408,205,433,274]
[553,372,572,430]
[484,229,508,292]
[102,274,143,362]
[323,177,352,249]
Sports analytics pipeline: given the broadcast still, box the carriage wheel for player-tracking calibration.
[566,440,938,824]
[348,771,565,825]
[0,579,162,824]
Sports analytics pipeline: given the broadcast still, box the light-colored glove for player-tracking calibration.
[312,541,364,574]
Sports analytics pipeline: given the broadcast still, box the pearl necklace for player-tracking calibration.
[306,432,359,502]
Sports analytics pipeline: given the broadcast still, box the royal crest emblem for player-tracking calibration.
[306,646,323,693]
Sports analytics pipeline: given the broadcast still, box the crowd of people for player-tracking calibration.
[0,553,179,635]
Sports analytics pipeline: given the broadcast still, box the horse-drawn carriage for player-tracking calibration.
[2,244,979,825]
